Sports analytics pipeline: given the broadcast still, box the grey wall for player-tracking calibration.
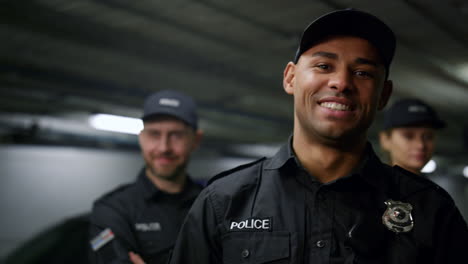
[0,145,143,257]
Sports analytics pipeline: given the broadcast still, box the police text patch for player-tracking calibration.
[135,222,162,232]
[229,217,272,231]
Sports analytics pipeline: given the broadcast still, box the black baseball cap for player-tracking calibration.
[383,98,446,130]
[294,9,396,77]
[142,90,198,130]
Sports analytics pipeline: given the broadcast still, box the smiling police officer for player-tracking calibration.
[169,9,468,264]
[89,90,203,264]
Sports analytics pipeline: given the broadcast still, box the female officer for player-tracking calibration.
[379,98,446,175]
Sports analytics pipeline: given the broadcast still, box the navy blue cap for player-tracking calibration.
[294,9,396,76]
[142,90,198,130]
[383,98,446,130]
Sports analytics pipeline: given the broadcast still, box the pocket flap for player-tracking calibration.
[223,231,290,263]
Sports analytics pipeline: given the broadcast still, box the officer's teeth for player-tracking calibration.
[320,102,350,111]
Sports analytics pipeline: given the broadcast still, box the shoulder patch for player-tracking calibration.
[207,157,266,185]
[90,228,115,251]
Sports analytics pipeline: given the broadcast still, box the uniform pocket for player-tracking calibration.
[136,232,173,256]
[222,231,290,264]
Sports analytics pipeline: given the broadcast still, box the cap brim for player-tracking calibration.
[142,108,196,129]
[385,119,446,130]
[295,9,396,68]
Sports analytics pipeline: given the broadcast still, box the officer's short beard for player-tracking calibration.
[147,161,188,183]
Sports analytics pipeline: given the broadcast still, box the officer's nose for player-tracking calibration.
[414,136,426,150]
[328,70,353,93]
[156,135,170,153]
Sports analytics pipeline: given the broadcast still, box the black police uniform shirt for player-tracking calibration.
[170,139,468,264]
[89,169,202,264]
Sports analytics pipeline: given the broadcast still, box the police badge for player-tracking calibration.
[382,199,414,233]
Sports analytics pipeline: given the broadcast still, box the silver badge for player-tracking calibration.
[382,199,414,233]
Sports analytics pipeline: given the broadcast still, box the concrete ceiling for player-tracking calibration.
[1,0,468,162]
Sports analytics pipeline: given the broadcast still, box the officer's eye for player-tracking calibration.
[422,132,434,141]
[355,70,374,78]
[148,131,160,139]
[315,64,331,71]
[402,131,415,140]
[170,131,187,140]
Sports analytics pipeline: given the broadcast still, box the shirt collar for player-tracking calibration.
[263,136,387,192]
[328,143,388,193]
[137,168,161,200]
[264,134,296,170]
[355,143,388,192]
[137,168,200,201]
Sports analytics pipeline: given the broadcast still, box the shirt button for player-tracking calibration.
[241,249,250,258]
[316,240,326,248]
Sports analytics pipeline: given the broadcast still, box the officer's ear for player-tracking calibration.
[379,131,392,151]
[138,129,145,149]
[378,80,393,110]
[283,62,296,95]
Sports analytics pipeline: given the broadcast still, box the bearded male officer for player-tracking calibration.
[89,90,203,264]
[169,9,468,264]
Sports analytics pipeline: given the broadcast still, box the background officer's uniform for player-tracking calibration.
[170,139,468,264]
[90,169,202,263]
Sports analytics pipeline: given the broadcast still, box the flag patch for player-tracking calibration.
[90,228,115,251]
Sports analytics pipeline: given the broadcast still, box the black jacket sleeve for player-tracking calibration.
[169,187,223,264]
[89,201,138,264]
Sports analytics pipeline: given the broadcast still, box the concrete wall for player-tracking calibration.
[0,145,142,258]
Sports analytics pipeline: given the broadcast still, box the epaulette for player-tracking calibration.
[207,157,266,185]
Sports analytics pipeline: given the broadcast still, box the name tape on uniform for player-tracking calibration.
[229,217,272,231]
[90,228,115,251]
[135,222,162,232]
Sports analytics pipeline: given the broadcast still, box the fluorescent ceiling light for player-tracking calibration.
[421,159,437,174]
[89,114,143,135]
[455,63,468,83]
[463,166,468,179]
